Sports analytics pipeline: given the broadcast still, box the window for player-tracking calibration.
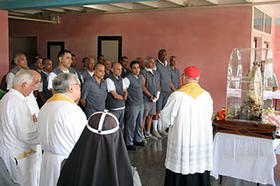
[253,7,272,34]
[254,8,264,32]
[264,14,272,34]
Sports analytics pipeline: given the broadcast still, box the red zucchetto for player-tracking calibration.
[184,66,200,78]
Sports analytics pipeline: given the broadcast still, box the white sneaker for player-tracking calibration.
[152,130,161,138]
[158,129,168,136]
[146,132,158,140]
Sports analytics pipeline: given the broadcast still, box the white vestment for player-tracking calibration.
[0,89,39,185]
[26,92,41,186]
[38,94,87,186]
[160,89,213,175]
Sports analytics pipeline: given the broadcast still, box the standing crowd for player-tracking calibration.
[0,48,213,186]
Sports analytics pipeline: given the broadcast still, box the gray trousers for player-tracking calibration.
[110,109,125,131]
[125,104,143,146]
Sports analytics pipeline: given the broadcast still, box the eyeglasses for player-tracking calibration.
[70,83,81,88]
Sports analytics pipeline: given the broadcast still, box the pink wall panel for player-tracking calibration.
[0,10,9,83]
[9,6,252,110]
[273,22,280,84]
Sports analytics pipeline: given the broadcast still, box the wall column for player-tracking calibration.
[0,10,9,82]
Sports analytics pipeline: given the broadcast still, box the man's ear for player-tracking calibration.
[68,85,73,93]
[22,82,27,89]
[58,57,62,63]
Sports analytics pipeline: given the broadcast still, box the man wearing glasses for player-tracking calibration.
[38,73,87,186]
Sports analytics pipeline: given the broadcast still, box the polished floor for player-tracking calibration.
[128,137,280,186]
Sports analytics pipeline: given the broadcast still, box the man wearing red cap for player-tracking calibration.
[160,66,213,186]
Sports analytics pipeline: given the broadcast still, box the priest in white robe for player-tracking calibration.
[0,69,40,186]
[160,66,213,186]
[25,70,42,186]
[38,73,87,186]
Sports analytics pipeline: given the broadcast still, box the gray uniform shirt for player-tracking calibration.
[82,76,107,118]
[142,69,160,102]
[155,60,172,92]
[171,67,180,89]
[126,73,143,106]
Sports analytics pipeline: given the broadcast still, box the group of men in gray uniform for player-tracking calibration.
[6,48,180,151]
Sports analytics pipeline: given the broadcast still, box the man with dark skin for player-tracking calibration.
[153,49,176,137]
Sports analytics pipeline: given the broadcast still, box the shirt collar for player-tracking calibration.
[10,88,26,100]
[145,68,153,74]
[42,70,49,75]
[158,59,168,66]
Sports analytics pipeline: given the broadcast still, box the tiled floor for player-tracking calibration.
[128,137,280,186]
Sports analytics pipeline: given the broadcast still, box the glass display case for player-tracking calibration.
[226,48,274,121]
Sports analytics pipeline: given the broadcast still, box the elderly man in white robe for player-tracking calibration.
[161,66,213,186]
[0,69,40,186]
[38,73,87,186]
[25,70,42,186]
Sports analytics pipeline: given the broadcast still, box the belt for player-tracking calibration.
[16,149,36,160]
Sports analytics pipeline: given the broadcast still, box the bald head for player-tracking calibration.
[111,62,122,77]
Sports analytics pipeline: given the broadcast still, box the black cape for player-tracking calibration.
[57,112,134,186]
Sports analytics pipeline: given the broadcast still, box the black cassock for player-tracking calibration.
[164,169,210,186]
[57,111,133,186]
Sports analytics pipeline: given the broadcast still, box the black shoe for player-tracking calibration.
[134,141,145,147]
[126,145,136,151]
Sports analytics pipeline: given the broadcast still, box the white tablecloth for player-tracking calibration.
[211,133,279,186]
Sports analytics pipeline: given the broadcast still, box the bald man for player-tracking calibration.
[106,62,128,131]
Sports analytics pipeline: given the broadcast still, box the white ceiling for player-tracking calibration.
[8,0,280,23]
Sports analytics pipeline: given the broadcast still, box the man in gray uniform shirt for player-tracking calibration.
[153,49,176,137]
[106,62,128,131]
[80,63,107,118]
[47,50,79,91]
[80,57,95,84]
[142,57,161,140]
[170,56,180,89]
[124,61,145,150]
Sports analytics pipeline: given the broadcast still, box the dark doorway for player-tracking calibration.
[47,41,64,67]
[98,36,122,62]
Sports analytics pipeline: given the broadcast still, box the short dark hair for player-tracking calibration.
[58,50,72,59]
[120,56,128,62]
[98,54,104,59]
[170,56,176,61]
[36,56,43,60]
[158,49,166,57]
[130,60,139,68]
[82,57,89,63]
[42,58,51,65]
